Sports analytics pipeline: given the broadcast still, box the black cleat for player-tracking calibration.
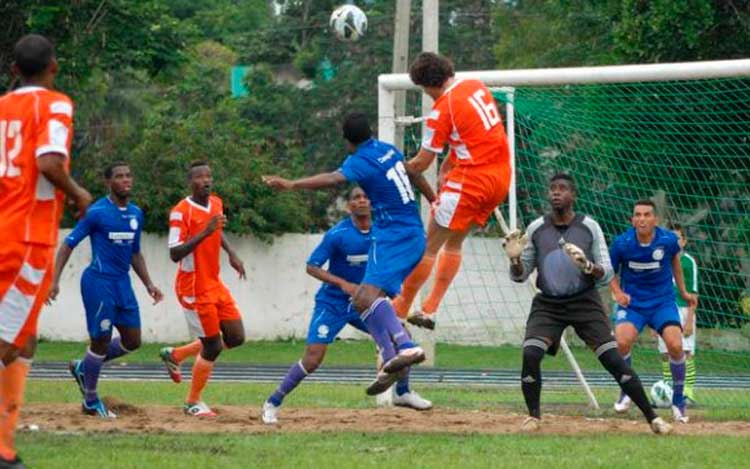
[406,312,436,330]
[0,455,25,469]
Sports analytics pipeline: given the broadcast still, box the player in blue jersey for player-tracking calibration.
[263,113,436,395]
[47,163,164,418]
[261,187,432,423]
[609,200,697,424]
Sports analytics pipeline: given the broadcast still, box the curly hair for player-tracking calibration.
[409,52,454,88]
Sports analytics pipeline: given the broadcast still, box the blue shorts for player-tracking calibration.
[80,269,140,339]
[363,225,426,297]
[615,302,681,334]
[306,302,368,345]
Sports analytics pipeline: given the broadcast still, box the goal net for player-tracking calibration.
[379,60,750,409]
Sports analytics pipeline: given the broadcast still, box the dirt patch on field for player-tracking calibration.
[18,404,750,436]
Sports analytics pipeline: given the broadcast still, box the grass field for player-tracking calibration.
[34,338,750,374]
[16,341,750,468]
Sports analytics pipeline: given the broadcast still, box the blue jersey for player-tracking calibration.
[307,217,371,312]
[338,139,422,229]
[610,226,680,309]
[65,197,144,279]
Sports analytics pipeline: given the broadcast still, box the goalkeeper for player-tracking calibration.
[505,173,671,434]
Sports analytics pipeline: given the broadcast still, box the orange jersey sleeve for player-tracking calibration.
[422,79,509,167]
[0,87,73,246]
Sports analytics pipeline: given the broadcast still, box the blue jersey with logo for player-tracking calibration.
[307,217,371,312]
[337,138,422,229]
[610,226,680,309]
[65,197,144,279]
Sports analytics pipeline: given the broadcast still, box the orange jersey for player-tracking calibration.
[423,79,510,168]
[168,195,224,298]
[0,86,73,246]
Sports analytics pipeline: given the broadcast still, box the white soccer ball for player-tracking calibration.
[650,380,673,408]
[330,5,368,42]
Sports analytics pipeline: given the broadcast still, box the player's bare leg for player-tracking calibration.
[661,325,688,423]
[0,336,35,465]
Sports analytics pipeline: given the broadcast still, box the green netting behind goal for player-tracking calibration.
[492,78,750,408]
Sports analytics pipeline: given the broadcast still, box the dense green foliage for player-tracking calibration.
[2,1,748,236]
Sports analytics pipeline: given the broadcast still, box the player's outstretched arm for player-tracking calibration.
[169,214,225,262]
[672,253,698,308]
[37,154,92,219]
[407,148,437,173]
[306,264,358,297]
[131,253,163,305]
[222,233,246,280]
[46,243,73,304]
[262,172,346,191]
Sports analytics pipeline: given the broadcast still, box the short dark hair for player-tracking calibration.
[188,160,209,178]
[409,52,455,88]
[549,173,576,191]
[13,34,55,78]
[104,162,129,179]
[342,113,372,145]
[634,199,656,210]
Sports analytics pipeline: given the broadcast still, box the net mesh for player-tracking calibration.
[398,77,750,408]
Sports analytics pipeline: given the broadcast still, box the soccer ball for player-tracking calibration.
[329,5,368,42]
[650,380,673,408]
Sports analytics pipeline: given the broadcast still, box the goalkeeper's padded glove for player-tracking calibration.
[562,242,595,274]
[503,230,528,261]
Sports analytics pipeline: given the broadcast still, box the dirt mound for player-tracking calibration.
[18,404,750,436]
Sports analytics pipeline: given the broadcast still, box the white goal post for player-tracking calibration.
[376,59,750,407]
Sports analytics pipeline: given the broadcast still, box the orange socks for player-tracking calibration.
[421,250,462,314]
[187,355,214,404]
[392,255,436,318]
[172,340,202,363]
[0,358,31,461]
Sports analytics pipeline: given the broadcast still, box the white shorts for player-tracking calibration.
[657,306,696,354]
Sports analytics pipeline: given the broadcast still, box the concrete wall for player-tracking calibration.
[40,231,534,345]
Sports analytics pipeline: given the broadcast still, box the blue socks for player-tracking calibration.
[104,336,130,362]
[670,354,686,408]
[363,299,416,364]
[269,361,308,406]
[81,349,105,404]
[396,369,410,396]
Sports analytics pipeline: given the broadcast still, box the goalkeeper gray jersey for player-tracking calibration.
[510,214,613,298]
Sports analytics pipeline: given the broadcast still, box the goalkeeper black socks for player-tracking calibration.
[597,347,657,422]
[521,340,547,419]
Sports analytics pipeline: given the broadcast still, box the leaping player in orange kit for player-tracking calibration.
[393,52,512,329]
[0,34,92,467]
[159,161,247,417]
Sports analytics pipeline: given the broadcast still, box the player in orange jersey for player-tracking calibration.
[393,52,512,330]
[0,34,92,467]
[159,161,246,417]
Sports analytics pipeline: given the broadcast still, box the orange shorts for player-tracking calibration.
[0,242,54,348]
[433,163,511,231]
[177,283,242,338]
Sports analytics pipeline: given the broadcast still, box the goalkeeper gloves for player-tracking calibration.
[562,243,595,274]
[503,230,528,262]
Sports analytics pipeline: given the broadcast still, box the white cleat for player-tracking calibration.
[671,405,689,424]
[650,417,673,435]
[393,391,433,410]
[520,416,541,432]
[613,394,632,413]
[261,401,280,424]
